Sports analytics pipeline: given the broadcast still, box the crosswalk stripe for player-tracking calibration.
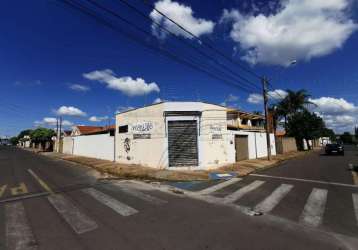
[353,193,358,226]
[48,194,98,234]
[110,184,167,205]
[299,188,327,227]
[198,178,242,195]
[5,202,38,250]
[83,188,138,216]
[223,180,265,204]
[254,184,293,213]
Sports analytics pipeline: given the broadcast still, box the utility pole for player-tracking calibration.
[56,117,59,153]
[262,77,272,161]
[59,116,62,153]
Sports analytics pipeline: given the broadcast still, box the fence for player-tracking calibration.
[62,133,114,161]
[276,137,297,154]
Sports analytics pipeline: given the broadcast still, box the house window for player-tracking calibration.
[241,119,248,125]
[118,125,128,133]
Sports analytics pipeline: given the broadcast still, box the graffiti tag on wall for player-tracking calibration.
[131,122,153,133]
[124,138,131,153]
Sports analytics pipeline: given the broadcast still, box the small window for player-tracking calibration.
[118,125,128,133]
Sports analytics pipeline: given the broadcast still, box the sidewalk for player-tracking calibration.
[38,149,319,182]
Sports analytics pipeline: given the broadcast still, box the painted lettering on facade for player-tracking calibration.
[131,122,154,133]
[210,125,222,132]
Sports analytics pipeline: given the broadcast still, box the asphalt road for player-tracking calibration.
[0,146,357,250]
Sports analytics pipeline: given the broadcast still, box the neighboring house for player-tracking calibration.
[71,126,106,136]
[0,137,10,145]
[62,125,115,161]
[18,135,31,148]
[226,108,276,161]
[115,101,276,170]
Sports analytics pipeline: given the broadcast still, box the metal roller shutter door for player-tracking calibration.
[168,120,198,167]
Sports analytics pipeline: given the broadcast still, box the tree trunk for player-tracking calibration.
[305,138,311,150]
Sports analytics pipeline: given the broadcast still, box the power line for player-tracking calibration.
[59,0,258,94]
[83,0,259,93]
[116,0,261,92]
[142,0,263,80]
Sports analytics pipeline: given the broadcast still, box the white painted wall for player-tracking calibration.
[227,131,276,162]
[115,102,230,170]
[71,134,114,161]
[62,136,73,154]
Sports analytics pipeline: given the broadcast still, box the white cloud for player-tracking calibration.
[268,89,288,100]
[310,96,358,133]
[150,0,215,39]
[247,89,287,104]
[221,94,239,106]
[221,0,357,66]
[69,84,90,92]
[89,116,109,122]
[153,97,163,104]
[247,93,263,104]
[34,117,73,127]
[54,106,87,117]
[309,97,358,114]
[83,69,160,96]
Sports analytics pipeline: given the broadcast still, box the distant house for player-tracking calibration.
[62,125,115,161]
[71,126,106,136]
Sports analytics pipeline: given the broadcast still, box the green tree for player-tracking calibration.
[9,136,19,145]
[340,132,353,144]
[321,128,336,141]
[276,89,315,129]
[30,128,55,149]
[17,129,33,139]
[286,110,325,150]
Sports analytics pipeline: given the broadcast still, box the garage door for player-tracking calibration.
[235,135,249,161]
[168,120,198,167]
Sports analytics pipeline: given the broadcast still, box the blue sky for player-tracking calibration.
[1,0,358,136]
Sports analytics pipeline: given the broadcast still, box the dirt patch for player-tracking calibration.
[39,149,318,181]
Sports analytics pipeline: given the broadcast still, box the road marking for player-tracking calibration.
[250,174,358,188]
[0,192,50,204]
[254,184,293,213]
[353,193,358,226]
[111,183,167,205]
[83,188,138,216]
[0,184,7,197]
[27,169,53,193]
[10,183,28,196]
[223,180,265,204]
[198,178,242,195]
[299,188,328,227]
[5,202,38,250]
[48,194,98,234]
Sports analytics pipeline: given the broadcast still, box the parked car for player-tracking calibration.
[325,143,344,155]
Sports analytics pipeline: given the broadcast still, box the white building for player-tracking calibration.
[115,102,276,170]
[62,126,115,161]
